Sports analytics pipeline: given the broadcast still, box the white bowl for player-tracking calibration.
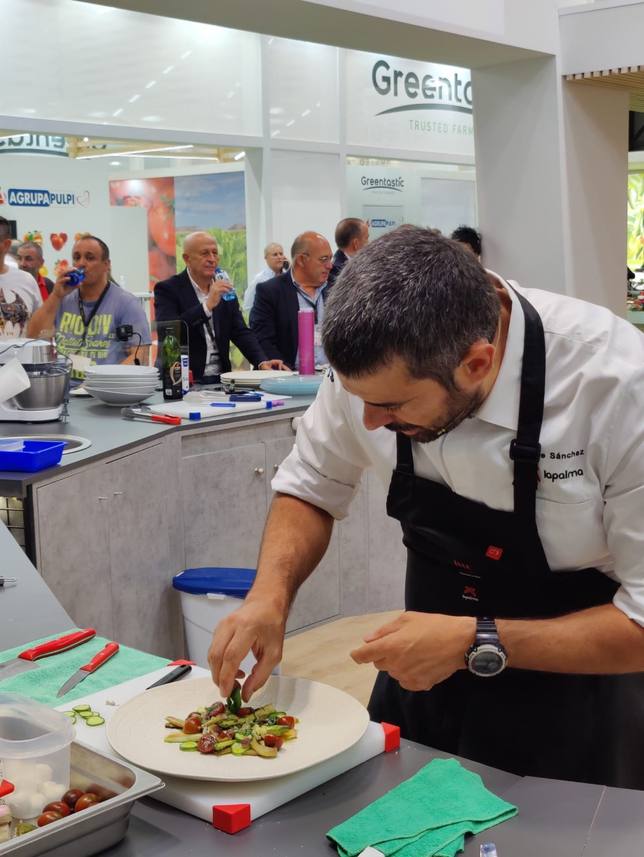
[86,365,158,377]
[88,389,156,406]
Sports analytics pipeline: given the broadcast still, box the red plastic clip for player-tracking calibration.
[381,722,401,752]
[0,780,14,798]
[166,659,196,666]
[212,803,251,834]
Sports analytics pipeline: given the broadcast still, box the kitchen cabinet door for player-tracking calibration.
[34,467,115,638]
[181,442,268,569]
[107,443,182,659]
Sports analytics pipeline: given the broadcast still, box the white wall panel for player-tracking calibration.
[2,0,261,136]
[269,151,342,253]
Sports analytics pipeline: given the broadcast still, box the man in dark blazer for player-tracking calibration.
[327,218,369,287]
[250,231,333,368]
[154,231,286,381]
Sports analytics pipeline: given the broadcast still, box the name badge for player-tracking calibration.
[314,326,323,348]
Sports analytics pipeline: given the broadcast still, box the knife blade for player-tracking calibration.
[145,664,192,689]
[56,641,120,698]
[0,628,97,681]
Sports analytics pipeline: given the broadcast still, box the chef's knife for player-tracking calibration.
[56,641,120,698]
[0,628,96,681]
[145,664,192,689]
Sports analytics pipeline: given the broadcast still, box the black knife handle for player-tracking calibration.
[146,664,192,689]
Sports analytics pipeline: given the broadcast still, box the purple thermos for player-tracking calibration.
[297,308,315,375]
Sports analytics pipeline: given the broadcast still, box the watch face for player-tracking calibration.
[470,645,506,677]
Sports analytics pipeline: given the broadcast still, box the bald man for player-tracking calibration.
[154,231,286,382]
[250,231,333,369]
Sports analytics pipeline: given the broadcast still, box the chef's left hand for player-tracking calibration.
[351,612,476,692]
[258,359,290,371]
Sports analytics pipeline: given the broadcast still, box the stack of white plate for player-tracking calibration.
[84,364,159,406]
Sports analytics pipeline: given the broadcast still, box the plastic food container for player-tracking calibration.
[0,742,162,857]
[0,441,65,473]
[0,693,74,821]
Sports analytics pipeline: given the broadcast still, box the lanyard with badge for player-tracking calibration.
[292,273,324,348]
[68,283,111,374]
[76,282,111,347]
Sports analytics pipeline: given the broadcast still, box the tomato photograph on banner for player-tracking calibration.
[109,177,176,291]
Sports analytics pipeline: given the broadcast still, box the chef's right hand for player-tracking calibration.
[205,277,234,310]
[208,599,287,702]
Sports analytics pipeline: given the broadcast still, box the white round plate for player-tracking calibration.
[220,369,295,388]
[106,675,369,782]
[84,376,159,386]
[89,389,156,405]
[86,365,158,377]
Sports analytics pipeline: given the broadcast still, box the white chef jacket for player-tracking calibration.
[272,279,644,626]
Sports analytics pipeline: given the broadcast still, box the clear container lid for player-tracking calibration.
[0,692,74,759]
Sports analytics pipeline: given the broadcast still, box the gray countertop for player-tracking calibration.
[0,392,312,495]
[107,742,644,857]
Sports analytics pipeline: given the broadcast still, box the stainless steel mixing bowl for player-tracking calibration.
[13,360,71,410]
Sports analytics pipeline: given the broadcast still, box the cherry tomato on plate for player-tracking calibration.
[62,788,83,809]
[43,801,70,817]
[277,716,296,729]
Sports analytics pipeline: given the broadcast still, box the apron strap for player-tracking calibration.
[507,286,546,525]
[395,432,415,474]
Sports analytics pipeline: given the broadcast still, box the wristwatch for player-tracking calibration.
[465,617,508,677]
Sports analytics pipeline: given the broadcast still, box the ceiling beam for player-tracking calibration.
[77,0,547,69]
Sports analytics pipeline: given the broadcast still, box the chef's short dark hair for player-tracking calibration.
[322,225,500,391]
[0,217,12,242]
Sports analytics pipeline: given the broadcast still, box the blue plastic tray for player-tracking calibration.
[0,440,65,472]
[259,374,323,396]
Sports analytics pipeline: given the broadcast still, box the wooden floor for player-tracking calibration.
[281,611,400,707]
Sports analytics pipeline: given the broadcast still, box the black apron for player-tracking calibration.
[368,288,644,789]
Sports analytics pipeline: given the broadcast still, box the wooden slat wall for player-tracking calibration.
[565,67,644,112]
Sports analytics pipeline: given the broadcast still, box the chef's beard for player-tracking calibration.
[384,386,485,443]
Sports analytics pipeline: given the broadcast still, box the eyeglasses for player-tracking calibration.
[302,252,332,264]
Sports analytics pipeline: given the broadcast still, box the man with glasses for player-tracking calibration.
[250,231,333,369]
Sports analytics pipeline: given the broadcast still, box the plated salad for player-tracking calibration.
[163,682,298,758]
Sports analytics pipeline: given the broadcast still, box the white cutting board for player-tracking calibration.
[56,668,387,824]
[148,400,278,420]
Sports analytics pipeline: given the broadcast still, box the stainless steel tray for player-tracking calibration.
[0,742,163,857]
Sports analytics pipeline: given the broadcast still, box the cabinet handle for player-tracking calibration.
[97,496,108,501]
[113,491,124,496]
[254,467,265,476]
[273,464,279,472]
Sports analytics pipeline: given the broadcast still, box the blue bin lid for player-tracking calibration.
[172,567,256,596]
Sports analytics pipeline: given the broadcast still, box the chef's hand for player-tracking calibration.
[208,599,287,702]
[205,277,234,310]
[258,359,290,371]
[351,612,476,692]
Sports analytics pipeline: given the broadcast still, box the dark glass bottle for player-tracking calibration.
[162,327,182,400]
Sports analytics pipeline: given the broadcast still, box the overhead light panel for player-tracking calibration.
[77,144,194,160]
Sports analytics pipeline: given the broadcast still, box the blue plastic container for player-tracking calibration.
[0,441,65,472]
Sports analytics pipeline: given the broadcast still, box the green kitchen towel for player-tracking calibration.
[0,630,169,706]
[327,757,517,857]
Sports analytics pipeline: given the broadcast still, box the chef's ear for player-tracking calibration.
[457,339,495,387]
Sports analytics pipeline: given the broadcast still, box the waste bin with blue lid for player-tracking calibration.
[173,567,257,671]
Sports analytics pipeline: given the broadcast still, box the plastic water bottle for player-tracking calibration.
[215,267,237,302]
[66,268,85,287]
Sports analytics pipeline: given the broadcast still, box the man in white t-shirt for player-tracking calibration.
[0,217,42,337]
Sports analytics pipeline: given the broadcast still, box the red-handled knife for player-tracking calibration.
[0,629,97,681]
[56,642,120,698]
